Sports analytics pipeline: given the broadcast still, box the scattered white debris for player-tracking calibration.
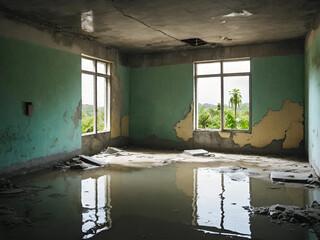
[79,155,108,166]
[106,147,122,154]
[183,149,209,156]
[270,172,315,183]
[223,10,253,18]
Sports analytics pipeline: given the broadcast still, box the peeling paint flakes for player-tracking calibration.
[174,103,193,141]
[233,100,303,148]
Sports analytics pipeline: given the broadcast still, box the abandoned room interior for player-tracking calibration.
[1,0,320,239]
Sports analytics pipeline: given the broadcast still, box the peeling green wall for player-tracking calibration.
[306,32,320,173]
[129,55,304,142]
[252,55,305,125]
[0,36,81,169]
[129,64,193,141]
[118,65,130,117]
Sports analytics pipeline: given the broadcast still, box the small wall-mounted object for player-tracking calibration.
[24,102,33,117]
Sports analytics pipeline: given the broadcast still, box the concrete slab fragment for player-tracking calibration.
[79,155,108,166]
[183,149,208,156]
[270,172,312,183]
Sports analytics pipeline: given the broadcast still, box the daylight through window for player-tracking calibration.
[195,59,250,130]
[81,56,111,134]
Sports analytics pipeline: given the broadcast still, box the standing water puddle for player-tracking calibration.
[0,163,319,240]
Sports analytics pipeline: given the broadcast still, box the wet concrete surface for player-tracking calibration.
[0,149,319,239]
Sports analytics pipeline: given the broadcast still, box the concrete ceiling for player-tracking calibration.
[0,0,320,53]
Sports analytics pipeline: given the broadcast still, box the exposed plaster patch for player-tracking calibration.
[219,132,231,139]
[223,10,253,18]
[71,101,81,128]
[283,121,304,149]
[121,114,129,137]
[233,100,303,148]
[174,102,193,141]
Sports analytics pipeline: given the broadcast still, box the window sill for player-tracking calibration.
[194,129,251,133]
[82,131,110,137]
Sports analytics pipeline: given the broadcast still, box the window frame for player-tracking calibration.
[194,58,252,133]
[81,54,112,136]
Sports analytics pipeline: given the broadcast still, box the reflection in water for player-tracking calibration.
[193,168,251,238]
[81,175,112,239]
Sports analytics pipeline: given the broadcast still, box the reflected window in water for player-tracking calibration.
[192,168,251,238]
[81,175,112,239]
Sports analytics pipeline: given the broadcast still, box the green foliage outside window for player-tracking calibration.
[198,88,249,130]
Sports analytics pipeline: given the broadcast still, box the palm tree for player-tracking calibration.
[229,88,242,120]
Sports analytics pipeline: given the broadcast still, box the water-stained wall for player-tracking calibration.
[129,48,305,154]
[0,14,129,173]
[305,10,320,175]
[0,35,82,172]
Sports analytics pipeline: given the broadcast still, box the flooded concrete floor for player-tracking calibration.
[0,149,319,240]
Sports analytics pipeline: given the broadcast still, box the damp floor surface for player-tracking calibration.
[0,150,320,240]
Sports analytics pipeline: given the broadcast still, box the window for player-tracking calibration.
[195,59,251,131]
[81,56,111,134]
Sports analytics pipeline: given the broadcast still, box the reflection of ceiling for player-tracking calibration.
[0,0,319,53]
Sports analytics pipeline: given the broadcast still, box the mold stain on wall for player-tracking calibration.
[233,100,304,148]
[305,15,320,175]
[121,114,129,137]
[111,65,122,139]
[0,35,81,169]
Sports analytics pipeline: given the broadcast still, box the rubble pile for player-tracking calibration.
[244,201,320,236]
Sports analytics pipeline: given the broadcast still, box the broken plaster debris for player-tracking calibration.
[244,202,320,237]
[53,156,99,171]
[183,149,208,156]
[270,171,317,184]
[79,155,108,166]
[183,149,215,157]
[223,10,253,18]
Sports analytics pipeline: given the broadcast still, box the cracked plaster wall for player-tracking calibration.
[0,16,129,173]
[305,9,320,176]
[129,53,305,154]
[0,35,81,170]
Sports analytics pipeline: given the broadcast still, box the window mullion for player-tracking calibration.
[220,61,224,130]
[94,60,98,133]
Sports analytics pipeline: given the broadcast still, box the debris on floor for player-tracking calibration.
[0,179,25,196]
[53,156,102,171]
[0,205,31,226]
[183,149,215,157]
[104,147,132,156]
[244,201,320,237]
[79,155,108,166]
[270,171,318,184]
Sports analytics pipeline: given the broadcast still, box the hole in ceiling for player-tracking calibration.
[81,10,94,33]
[181,38,208,46]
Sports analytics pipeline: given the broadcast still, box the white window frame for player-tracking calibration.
[194,58,252,132]
[81,55,111,135]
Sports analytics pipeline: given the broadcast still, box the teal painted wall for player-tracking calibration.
[129,64,193,142]
[129,55,304,142]
[118,65,130,117]
[306,32,320,173]
[252,55,305,125]
[0,36,81,169]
